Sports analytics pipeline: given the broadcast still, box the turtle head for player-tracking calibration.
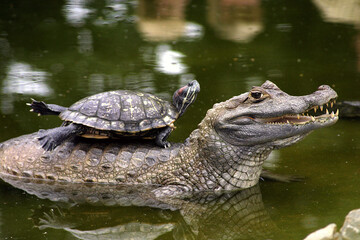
[173,80,200,117]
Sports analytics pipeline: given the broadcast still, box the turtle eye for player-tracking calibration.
[250,91,263,99]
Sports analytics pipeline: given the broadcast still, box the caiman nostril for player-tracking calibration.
[318,85,331,91]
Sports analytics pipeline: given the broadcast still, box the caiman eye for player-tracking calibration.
[246,89,269,103]
[251,91,263,99]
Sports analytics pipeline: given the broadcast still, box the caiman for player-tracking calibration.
[0,81,338,197]
[337,101,360,118]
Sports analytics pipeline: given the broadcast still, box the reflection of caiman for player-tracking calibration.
[4,175,278,239]
[0,81,338,197]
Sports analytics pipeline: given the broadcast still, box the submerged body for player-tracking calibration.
[0,81,338,197]
[337,101,360,118]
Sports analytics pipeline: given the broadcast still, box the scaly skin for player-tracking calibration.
[0,81,338,197]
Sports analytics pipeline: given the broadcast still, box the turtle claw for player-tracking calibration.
[37,131,57,151]
[29,100,49,116]
[156,127,173,148]
[37,125,80,151]
[156,139,171,148]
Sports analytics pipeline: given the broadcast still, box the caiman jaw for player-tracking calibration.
[257,98,339,125]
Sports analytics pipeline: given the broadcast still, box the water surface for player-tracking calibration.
[0,0,360,239]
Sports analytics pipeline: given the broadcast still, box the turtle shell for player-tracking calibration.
[59,90,179,134]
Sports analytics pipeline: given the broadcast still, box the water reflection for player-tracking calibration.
[58,222,174,239]
[93,1,129,26]
[155,44,188,75]
[137,0,263,43]
[263,151,281,170]
[207,0,263,43]
[1,62,52,114]
[183,22,204,41]
[77,28,93,55]
[0,37,11,68]
[1,174,278,239]
[312,0,360,25]
[357,32,360,72]
[137,0,188,41]
[313,0,360,72]
[63,0,93,27]
[88,73,105,94]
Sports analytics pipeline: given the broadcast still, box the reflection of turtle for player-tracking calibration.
[29,80,200,151]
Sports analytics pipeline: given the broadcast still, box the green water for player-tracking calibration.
[0,0,360,239]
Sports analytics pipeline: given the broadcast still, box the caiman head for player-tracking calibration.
[207,81,338,148]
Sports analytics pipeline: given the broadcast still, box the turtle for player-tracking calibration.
[28,80,200,151]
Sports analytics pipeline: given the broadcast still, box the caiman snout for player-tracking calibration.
[214,81,339,146]
[315,84,337,98]
[318,85,332,91]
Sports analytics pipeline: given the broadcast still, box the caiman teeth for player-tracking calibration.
[258,98,338,125]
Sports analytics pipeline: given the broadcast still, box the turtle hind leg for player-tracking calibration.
[28,99,67,116]
[38,124,83,151]
[155,126,173,148]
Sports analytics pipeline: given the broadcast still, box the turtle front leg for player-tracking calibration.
[28,99,67,116]
[155,126,173,148]
[38,124,83,151]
